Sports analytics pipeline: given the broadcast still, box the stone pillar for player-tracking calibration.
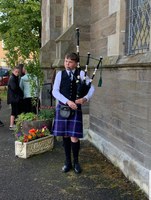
[41,0,63,69]
[108,0,126,56]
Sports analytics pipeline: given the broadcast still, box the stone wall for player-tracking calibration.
[86,0,150,195]
[88,54,151,194]
[41,0,62,69]
[90,0,126,57]
[41,0,50,47]
[90,0,111,57]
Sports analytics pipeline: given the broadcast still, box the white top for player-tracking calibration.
[52,70,95,104]
[20,74,38,98]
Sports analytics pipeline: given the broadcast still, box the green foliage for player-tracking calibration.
[15,108,55,134]
[16,112,38,123]
[0,1,43,106]
[38,108,55,120]
[0,0,41,66]
[0,88,7,100]
[25,59,44,92]
[25,59,44,113]
[15,112,38,133]
[16,112,38,122]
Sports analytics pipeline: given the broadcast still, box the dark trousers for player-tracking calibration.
[23,98,40,114]
[11,101,22,118]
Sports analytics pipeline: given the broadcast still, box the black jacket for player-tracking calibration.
[7,73,23,104]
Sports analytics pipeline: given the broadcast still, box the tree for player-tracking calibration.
[0,0,41,66]
[0,0,43,114]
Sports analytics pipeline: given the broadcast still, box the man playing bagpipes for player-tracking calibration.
[52,52,95,173]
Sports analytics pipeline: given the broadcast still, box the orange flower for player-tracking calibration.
[29,128,36,134]
[16,126,50,143]
[28,135,32,140]
[30,132,36,137]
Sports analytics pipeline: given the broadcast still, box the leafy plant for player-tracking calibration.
[38,106,55,120]
[15,107,55,134]
[0,0,41,66]
[15,112,37,133]
[25,59,44,114]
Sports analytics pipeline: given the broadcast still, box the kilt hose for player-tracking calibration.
[52,103,83,138]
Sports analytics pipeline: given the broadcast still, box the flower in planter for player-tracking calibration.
[15,107,55,134]
[16,126,51,143]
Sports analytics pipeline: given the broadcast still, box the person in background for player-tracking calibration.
[52,52,95,174]
[0,98,4,127]
[18,64,25,112]
[7,67,23,130]
[18,64,25,79]
[19,67,39,114]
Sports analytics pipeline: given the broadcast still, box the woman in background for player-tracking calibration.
[7,67,23,130]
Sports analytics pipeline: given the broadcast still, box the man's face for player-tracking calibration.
[64,57,77,70]
[13,69,19,76]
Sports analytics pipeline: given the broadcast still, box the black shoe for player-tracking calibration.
[62,163,72,173]
[74,163,82,174]
[0,121,4,127]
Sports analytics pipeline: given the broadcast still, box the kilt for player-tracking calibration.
[52,103,83,138]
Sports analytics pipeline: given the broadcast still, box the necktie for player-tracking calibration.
[69,71,72,80]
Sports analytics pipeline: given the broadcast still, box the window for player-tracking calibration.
[126,0,151,55]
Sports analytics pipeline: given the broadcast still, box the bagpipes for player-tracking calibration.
[75,27,103,99]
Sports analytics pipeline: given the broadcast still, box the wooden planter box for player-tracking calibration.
[15,135,54,159]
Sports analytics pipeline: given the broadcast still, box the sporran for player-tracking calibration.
[60,105,74,118]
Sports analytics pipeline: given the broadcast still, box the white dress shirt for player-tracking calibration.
[52,69,95,104]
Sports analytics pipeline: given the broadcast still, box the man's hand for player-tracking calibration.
[75,98,87,105]
[67,100,78,110]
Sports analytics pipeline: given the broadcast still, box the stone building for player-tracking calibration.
[41,0,151,196]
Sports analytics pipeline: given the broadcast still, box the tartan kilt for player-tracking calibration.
[52,104,83,138]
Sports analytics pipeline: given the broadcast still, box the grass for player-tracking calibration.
[0,86,7,100]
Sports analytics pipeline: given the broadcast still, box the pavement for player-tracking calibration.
[0,100,148,200]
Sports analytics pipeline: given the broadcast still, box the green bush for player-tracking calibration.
[38,107,55,120]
